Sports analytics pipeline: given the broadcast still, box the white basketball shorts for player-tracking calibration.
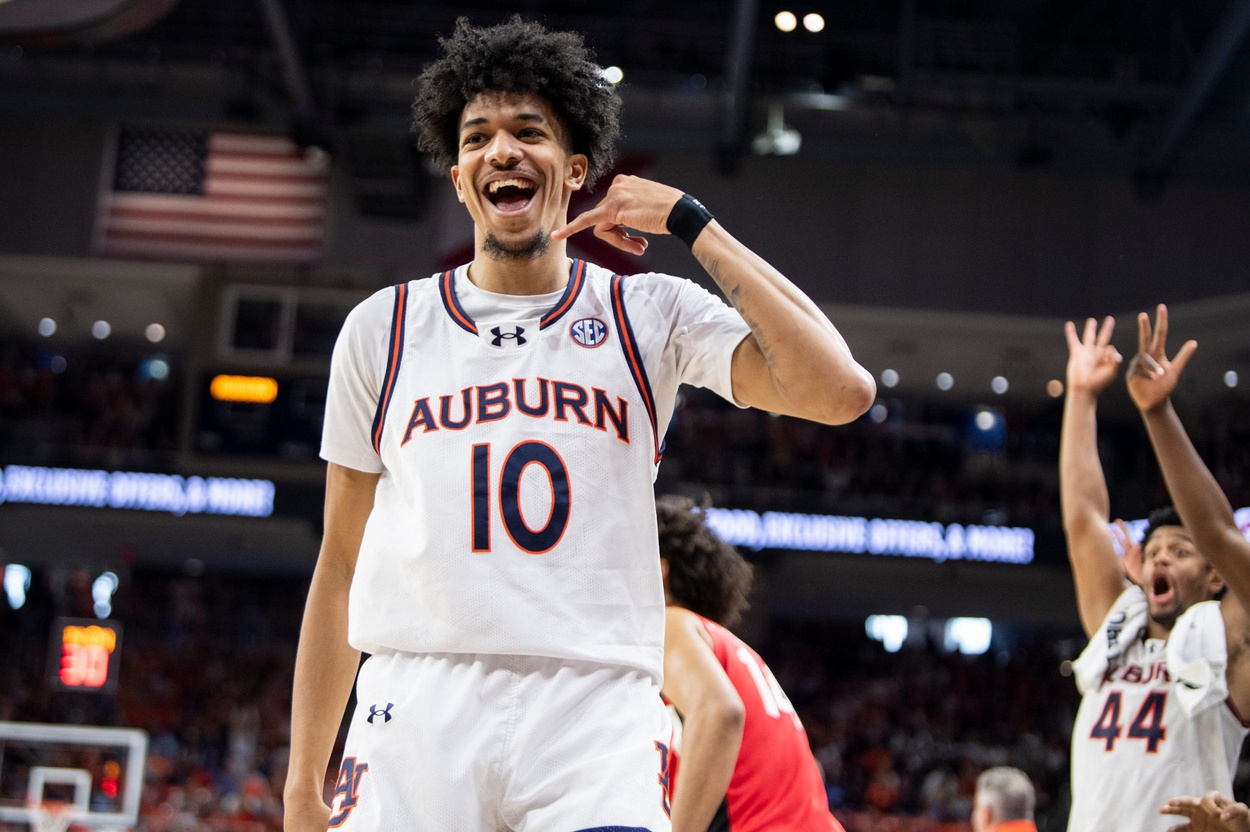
[328,650,674,832]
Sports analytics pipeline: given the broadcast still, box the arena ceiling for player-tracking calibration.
[2,0,1249,182]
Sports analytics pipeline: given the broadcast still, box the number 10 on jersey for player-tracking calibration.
[471,441,571,554]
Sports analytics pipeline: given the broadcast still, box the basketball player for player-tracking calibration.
[970,768,1037,832]
[283,17,875,832]
[656,495,845,832]
[1059,309,1250,832]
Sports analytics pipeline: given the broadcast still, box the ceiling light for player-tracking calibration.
[802,13,825,32]
[991,375,1008,394]
[1046,379,1064,398]
[1226,371,1239,389]
[774,11,797,32]
[601,66,624,85]
[936,372,954,391]
[38,318,56,337]
[881,369,899,388]
[145,323,166,343]
[92,321,111,340]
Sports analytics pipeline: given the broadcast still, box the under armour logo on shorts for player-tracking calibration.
[490,325,527,348]
[367,703,394,724]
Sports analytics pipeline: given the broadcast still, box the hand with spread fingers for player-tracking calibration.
[1161,792,1250,832]
[1111,518,1144,587]
[1064,316,1122,397]
[1126,303,1198,414]
[551,174,689,255]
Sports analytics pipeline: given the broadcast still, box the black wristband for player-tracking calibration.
[665,194,714,248]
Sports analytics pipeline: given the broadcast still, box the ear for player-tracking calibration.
[1208,567,1226,598]
[450,165,466,203]
[564,153,588,192]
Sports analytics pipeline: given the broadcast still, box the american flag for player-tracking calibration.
[94,128,328,264]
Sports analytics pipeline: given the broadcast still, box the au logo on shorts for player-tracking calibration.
[569,317,608,348]
[329,757,369,828]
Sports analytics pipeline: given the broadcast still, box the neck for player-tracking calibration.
[1147,618,1173,641]
[467,234,571,295]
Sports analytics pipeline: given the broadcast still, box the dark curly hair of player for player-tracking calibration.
[656,495,754,627]
[411,16,622,189]
[1141,505,1183,550]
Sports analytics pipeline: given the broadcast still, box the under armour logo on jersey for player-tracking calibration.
[569,317,608,348]
[490,326,527,348]
[367,703,393,724]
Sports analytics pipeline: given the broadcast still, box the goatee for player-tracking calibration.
[483,230,549,261]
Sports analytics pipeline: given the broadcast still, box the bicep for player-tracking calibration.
[729,335,793,416]
[319,463,382,580]
[1065,519,1128,638]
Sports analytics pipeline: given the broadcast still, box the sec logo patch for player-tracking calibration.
[569,317,608,348]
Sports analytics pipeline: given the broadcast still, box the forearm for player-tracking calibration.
[1059,391,1112,528]
[691,222,874,423]
[670,707,744,832]
[1142,401,1240,551]
[286,558,361,800]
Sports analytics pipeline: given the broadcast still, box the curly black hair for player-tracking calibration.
[1141,505,1183,549]
[411,16,622,189]
[656,495,754,627]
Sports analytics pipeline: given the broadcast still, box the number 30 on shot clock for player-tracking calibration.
[46,617,123,694]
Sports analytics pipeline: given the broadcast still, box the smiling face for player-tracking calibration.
[1140,525,1223,629]
[450,90,588,262]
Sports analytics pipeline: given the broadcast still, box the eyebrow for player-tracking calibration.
[461,112,547,131]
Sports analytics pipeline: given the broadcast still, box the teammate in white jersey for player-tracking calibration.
[1059,310,1250,832]
[283,17,875,832]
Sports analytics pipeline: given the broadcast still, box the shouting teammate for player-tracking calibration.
[656,495,845,832]
[284,17,874,832]
[1058,309,1250,832]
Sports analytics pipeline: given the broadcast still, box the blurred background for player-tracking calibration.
[2,0,1250,830]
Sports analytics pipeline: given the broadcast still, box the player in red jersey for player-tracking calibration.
[656,495,845,832]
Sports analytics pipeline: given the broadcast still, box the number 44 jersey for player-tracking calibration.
[320,260,750,683]
[1068,586,1249,832]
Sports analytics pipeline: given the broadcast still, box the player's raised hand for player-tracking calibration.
[552,174,687,255]
[1064,316,1121,396]
[1126,304,1197,414]
[1112,518,1144,587]
[1161,792,1250,832]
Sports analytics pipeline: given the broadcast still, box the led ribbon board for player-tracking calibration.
[705,508,1035,564]
[0,465,274,517]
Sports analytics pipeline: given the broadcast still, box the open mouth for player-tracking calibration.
[485,177,538,214]
[1150,573,1175,607]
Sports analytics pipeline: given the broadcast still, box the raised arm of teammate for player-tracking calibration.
[552,175,876,426]
[1125,304,1250,712]
[284,463,380,832]
[1060,316,1130,637]
[1161,791,1250,832]
[660,606,746,832]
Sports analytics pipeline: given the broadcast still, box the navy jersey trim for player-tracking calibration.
[439,260,586,335]
[439,270,477,334]
[609,274,661,464]
[371,282,410,455]
[539,258,586,330]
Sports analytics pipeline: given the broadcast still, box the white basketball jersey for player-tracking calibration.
[321,259,750,681]
[1068,598,1248,832]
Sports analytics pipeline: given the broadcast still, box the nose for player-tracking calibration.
[485,131,522,168]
